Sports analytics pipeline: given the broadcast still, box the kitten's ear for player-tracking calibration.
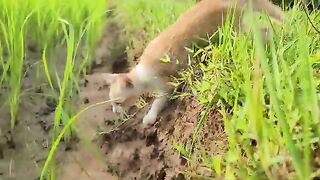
[122,75,134,89]
[102,73,119,85]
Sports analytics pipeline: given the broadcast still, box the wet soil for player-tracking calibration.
[0,50,66,179]
[57,71,118,180]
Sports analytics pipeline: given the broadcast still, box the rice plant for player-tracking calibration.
[0,0,107,178]
[0,0,107,128]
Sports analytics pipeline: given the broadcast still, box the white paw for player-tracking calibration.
[142,113,157,125]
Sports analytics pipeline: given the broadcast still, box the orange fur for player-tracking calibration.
[103,0,285,125]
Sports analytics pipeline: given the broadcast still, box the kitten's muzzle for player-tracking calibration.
[111,103,125,115]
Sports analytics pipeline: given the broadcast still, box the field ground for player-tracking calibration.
[1,0,320,179]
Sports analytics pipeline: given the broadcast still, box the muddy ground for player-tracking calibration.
[0,9,226,180]
[0,43,70,180]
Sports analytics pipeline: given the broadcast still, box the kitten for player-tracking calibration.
[102,0,285,125]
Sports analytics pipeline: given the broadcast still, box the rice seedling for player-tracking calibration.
[0,0,30,128]
[0,0,107,127]
[0,0,107,178]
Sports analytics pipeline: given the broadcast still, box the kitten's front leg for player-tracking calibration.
[143,94,168,125]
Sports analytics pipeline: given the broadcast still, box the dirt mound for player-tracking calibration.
[105,98,226,179]
[73,71,182,179]
[79,71,227,179]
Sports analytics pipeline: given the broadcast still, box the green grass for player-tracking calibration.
[178,5,320,179]
[1,0,320,179]
[0,0,107,129]
[112,0,320,179]
[0,0,107,179]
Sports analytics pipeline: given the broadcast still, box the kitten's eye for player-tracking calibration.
[115,102,121,106]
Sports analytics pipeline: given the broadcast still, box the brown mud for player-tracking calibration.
[0,45,66,180]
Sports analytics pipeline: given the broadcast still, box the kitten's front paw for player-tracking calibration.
[142,114,157,125]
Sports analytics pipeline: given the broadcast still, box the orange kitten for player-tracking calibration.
[102,0,285,125]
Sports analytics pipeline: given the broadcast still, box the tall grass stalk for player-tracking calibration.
[40,100,113,179]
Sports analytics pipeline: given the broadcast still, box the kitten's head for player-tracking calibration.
[104,73,139,115]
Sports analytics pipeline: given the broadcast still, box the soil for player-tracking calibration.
[0,5,227,180]
[0,46,66,180]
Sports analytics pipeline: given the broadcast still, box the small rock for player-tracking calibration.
[46,98,57,112]
[156,168,166,180]
[5,132,15,149]
[38,120,52,132]
[65,145,72,151]
[35,87,43,93]
[84,79,89,87]
[146,131,158,146]
[158,151,165,160]
[83,97,89,104]
[133,149,140,161]
[173,173,185,180]
[0,144,4,159]
[150,147,159,159]
[180,156,187,166]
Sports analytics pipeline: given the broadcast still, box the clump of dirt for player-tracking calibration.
[82,83,227,180]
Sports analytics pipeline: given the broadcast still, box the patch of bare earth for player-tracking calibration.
[0,46,66,180]
[57,15,127,180]
[91,94,227,179]
[57,71,118,180]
